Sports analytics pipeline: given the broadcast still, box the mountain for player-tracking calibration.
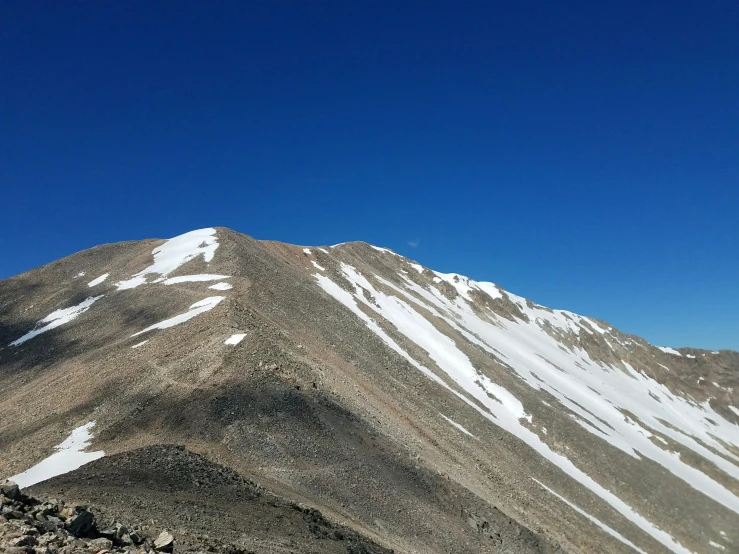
[1,227,737,554]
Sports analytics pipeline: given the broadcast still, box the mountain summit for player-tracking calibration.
[1,228,737,554]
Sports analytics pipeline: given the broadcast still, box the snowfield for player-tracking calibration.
[10,422,104,488]
[116,228,220,290]
[314,261,739,554]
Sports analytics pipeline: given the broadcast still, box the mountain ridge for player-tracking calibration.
[1,227,737,554]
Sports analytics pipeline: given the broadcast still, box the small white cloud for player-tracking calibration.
[407,239,420,248]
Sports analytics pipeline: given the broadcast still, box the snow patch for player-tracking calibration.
[87,273,109,287]
[409,263,424,274]
[131,296,225,337]
[303,248,311,255]
[209,282,233,290]
[116,228,219,290]
[161,274,229,285]
[9,423,104,488]
[371,245,397,255]
[533,479,647,554]
[441,414,476,438]
[224,333,246,345]
[709,541,725,550]
[131,340,148,349]
[658,346,682,356]
[9,296,104,346]
[311,261,326,271]
[586,318,609,334]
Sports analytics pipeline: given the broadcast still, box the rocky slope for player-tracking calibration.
[0,227,737,554]
[2,445,395,554]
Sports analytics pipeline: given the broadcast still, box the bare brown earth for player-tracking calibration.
[1,228,737,554]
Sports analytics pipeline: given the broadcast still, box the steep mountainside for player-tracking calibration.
[1,228,737,554]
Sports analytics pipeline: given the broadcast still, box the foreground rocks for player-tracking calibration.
[0,480,173,553]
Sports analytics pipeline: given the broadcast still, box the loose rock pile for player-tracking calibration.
[1,480,174,554]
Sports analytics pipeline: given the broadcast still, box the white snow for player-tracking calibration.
[209,282,233,290]
[533,479,647,554]
[76,272,85,277]
[116,228,219,290]
[387,270,739,514]
[313,262,727,554]
[419,270,504,302]
[131,296,225,337]
[9,296,104,347]
[431,271,476,300]
[9,423,104,488]
[370,246,397,255]
[409,263,424,274]
[728,406,739,417]
[586,318,609,334]
[131,340,148,349]
[686,354,696,359]
[303,248,311,255]
[658,346,682,356]
[87,273,109,287]
[709,541,725,550]
[224,333,246,345]
[318,248,329,254]
[311,261,326,271]
[161,274,229,285]
[441,414,476,438]
[475,281,503,301]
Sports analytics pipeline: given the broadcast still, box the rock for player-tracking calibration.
[37,520,57,534]
[9,534,37,547]
[88,536,113,550]
[20,525,38,536]
[127,530,143,544]
[153,530,174,552]
[65,510,95,537]
[3,509,25,520]
[0,481,21,500]
[99,526,117,539]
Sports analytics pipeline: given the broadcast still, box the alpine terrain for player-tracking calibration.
[1,227,737,554]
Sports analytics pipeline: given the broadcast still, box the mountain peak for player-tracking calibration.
[1,227,737,554]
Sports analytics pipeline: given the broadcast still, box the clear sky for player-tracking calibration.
[1,1,737,350]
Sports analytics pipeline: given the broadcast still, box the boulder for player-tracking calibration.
[88,536,113,550]
[127,529,143,544]
[153,530,174,552]
[0,482,21,501]
[65,510,95,537]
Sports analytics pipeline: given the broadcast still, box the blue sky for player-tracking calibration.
[1,1,737,350]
